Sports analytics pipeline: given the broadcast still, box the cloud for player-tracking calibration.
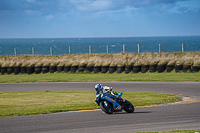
[170,0,200,13]
[1,0,199,19]
[68,0,183,15]
[24,10,41,16]
[45,15,54,20]
[69,0,113,12]
[26,0,36,3]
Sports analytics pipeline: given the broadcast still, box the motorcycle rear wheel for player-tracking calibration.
[123,100,134,113]
[99,101,114,114]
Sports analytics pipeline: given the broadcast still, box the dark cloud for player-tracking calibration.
[0,0,199,18]
[67,0,192,14]
[0,0,73,17]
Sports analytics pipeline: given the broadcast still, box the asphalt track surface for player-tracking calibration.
[0,82,200,133]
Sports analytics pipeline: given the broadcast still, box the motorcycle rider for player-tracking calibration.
[95,84,102,95]
[95,84,120,97]
[95,84,122,111]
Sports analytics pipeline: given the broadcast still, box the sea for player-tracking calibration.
[0,36,200,55]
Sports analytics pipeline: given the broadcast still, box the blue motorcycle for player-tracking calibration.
[95,91,135,114]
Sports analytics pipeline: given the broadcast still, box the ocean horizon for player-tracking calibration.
[0,36,200,55]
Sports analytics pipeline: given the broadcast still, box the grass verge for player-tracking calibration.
[0,90,181,117]
[0,72,200,83]
[137,129,200,133]
[1,52,200,67]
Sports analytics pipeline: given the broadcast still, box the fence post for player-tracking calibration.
[106,45,109,54]
[89,46,91,54]
[32,47,34,55]
[182,43,184,52]
[14,48,16,56]
[123,44,125,53]
[159,44,161,53]
[50,47,52,55]
[69,46,71,54]
[138,44,140,53]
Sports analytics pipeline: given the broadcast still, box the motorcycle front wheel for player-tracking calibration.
[99,101,114,114]
[123,100,134,113]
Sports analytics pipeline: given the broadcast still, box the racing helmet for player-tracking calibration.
[95,84,102,91]
[102,86,112,93]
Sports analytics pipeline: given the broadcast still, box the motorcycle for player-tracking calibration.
[95,91,134,114]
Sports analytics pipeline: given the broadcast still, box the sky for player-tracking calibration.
[0,0,200,38]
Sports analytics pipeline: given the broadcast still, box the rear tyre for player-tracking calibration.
[123,100,134,113]
[99,101,113,114]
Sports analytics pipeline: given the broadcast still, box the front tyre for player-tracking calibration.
[99,101,114,114]
[123,100,134,113]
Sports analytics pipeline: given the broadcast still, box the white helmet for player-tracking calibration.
[102,86,112,93]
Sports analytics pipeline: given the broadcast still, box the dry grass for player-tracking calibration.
[0,52,200,67]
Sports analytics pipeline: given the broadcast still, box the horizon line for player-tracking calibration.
[0,35,200,39]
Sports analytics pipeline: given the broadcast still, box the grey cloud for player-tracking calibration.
[0,0,199,18]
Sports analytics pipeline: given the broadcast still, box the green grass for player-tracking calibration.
[0,90,181,117]
[0,71,200,83]
[137,129,200,133]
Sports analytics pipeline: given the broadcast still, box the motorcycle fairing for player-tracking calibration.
[102,93,119,108]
